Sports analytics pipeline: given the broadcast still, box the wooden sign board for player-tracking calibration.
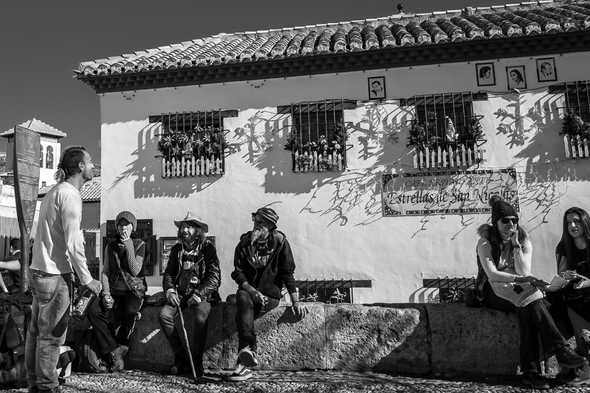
[13,126,40,293]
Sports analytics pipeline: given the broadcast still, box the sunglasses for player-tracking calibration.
[500,217,518,225]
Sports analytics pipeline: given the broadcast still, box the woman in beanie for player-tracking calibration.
[87,211,147,372]
[475,196,586,389]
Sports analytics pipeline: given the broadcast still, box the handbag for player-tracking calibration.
[112,244,147,299]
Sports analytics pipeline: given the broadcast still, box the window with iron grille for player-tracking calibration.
[550,81,590,159]
[279,100,355,173]
[150,110,237,178]
[401,92,487,170]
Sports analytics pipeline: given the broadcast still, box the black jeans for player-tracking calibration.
[547,289,590,340]
[483,285,567,374]
[158,301,211,371]
[235,289,279,352]
[87,292,143,355]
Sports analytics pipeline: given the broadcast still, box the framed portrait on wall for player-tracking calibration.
[506,65,527,90]
[475,62,496,86]
[368,76,386,100]
[159,237,177,274]
[536,57,557,82]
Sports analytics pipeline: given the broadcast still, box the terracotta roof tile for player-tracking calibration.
[75,1,590,78]
[80,177,101,202]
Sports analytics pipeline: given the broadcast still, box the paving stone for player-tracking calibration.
[7,370,590,393]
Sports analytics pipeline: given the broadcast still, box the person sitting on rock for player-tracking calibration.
[228,207,305,382]
[547,207,590,385]
[159,212,220,381]
[87,211,147,372]
[475,196,587,390]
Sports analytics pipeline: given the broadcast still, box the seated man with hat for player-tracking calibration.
[159,212,221,380]
[228,207,304,382]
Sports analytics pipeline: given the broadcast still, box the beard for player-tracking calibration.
[251,226,270,244]
[181,232,201,249]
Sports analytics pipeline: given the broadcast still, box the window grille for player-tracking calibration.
[150,110,236,178]
[551,81,590,159]
[402,92,487,170]
[279,99,355,173]
[422,277,476,304]
[295,279,371,304]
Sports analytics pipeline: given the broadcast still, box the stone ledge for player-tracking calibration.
[123,302,524,377]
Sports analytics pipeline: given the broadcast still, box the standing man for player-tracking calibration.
[159,212,220,381]
[0,238,23,294]
[25,146,102,393]
[228,207,304,382]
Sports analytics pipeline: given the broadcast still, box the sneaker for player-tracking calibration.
[237,346,258,368]
[198,371,223,383]
[556,346,587,369]
[569,361,590,386]
[521,372,550,390]
[226,364,253,382]
[555,368,576,384]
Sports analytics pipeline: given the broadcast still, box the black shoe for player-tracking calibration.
[555,368,577,384]
[522,372,550,390]
[556,346,587,369]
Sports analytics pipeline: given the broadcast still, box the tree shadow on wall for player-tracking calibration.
[108,123,224,198]
[298,105,413,227]
[231,109,350,195]
[511,94,590,231]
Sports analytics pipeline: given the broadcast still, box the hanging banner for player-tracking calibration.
[381,168,518,216]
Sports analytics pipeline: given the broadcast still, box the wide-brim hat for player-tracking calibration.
[251,207,279,228]
[174,211,209,232]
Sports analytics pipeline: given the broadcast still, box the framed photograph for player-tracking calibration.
[506,65,527,90]
[159,237,177,274]
[536,57,557,82]
[368,76,386,100]
[475,62,496,86]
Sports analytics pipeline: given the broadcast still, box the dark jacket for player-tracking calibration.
[231,230,296,300]
[162,240,221,302]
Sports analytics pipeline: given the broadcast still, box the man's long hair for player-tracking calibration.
[559,206,590,270]
[54,146,87,182]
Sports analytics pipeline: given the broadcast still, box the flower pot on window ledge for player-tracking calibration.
[411,144,484,170]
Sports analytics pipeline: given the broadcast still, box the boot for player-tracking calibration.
[556,345,586,369]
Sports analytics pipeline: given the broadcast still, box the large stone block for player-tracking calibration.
[324,304,430,375]
[127,303,225,371]
[221,303,328,370]
[426,304,519,377]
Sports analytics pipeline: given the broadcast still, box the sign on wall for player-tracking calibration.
[381,169,518,216]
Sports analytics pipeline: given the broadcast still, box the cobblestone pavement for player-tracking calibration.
[6,371,590,393]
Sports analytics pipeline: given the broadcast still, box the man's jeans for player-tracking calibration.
[236,289,279,352]
[159,301,211,372]
[25,271,71,390]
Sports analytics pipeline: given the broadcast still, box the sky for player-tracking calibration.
[1,0,508,164]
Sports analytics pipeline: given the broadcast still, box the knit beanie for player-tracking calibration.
[116,211,137,231]
[252,207,279,229]
[489,195,518,226]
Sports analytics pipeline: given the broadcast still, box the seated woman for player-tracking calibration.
[547,207,590,382]
[87,211,147,372]
[475,196,586,389]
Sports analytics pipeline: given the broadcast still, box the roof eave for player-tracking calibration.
[77,30,590,94]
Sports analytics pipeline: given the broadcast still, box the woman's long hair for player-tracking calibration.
[559,207,590,270]
[487,224,529,253]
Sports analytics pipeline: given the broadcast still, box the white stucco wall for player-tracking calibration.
[99,51,590,303]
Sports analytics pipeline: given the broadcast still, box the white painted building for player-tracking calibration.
[77,1,590,302]
[1,118,66,189]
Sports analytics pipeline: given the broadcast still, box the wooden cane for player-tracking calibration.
[177,304,198,383]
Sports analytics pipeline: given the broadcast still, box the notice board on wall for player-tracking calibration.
[381,168,518,217]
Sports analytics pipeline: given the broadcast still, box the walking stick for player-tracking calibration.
[177,304,198,383]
